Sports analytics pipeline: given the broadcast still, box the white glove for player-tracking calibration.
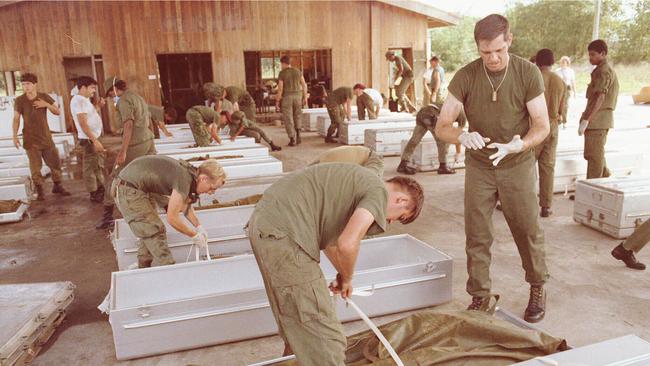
[393,77,402,86]
[454,152,461,164]
[458,131,490,150]
[578,119,589,136]
[196,225,208,240]
[192,232,208,249]
[487,135,525,167]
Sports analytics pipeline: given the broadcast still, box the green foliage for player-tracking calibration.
[429,17,479,72]
[615,0,650,63]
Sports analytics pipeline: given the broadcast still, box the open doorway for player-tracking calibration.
[156,53,213,123]
[63,55,108,133]
[387,47,415,111]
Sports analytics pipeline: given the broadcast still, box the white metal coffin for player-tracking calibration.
[163,146,269,161]
[112,205,255,270]
[302,107,389,132]
[108,234,452,360]
[0,176,32,201]
[573,176,650,239]
[0,161,50,179]
[364,127,415,156]
[0,140,69,160]
[400,137,466,171]
[154,137,255,152]
[188,156,283,180]
[317,113,414,137]
[546,148,643,193]
[340,120,416,145]
[0,282,74,366]
[0,201,29,224]
[0,133,75,149]
[513,335,650,366]
[196,173,284,206]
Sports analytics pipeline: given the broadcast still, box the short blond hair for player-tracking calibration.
[559,56,571,65]
[198,159,226,181]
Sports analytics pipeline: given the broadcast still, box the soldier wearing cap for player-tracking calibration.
[96,76,156,230]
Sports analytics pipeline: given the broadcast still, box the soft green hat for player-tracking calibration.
[203,82,224,100]
[231,110,245,121]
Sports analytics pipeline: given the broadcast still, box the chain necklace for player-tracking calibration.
[482,57,509,102]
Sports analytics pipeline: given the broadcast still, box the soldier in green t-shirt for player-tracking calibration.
[223,85,257,122]
[577,39,619,179]
[12,73,71,200]
[385,51,416,113]
[148,105,177,138]
[435,15,551,323]
[309,146,384,177]
[96,76,157,230]
[324,86,353,143]
[248,165,423,365]
[113,156,226,268]
[534,49,566,218]
[221,111,281,151]
[276,56,308,146]
[186,105,222,147]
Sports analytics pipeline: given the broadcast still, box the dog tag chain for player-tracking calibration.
[483,59,509,102]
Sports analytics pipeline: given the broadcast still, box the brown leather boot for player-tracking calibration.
[397,160,416,175]
[467,296,489,311]
[611,243,646,270]
[35,185,45,201]
[540,207,552,217]
[524,285,546,323]
[437,162,456,175]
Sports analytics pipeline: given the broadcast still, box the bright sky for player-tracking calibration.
[424,0,508,17]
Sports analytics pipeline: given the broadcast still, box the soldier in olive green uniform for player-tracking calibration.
[276,56,308,146]
[226,111,281,151]
[224,85,256,121]
[12,73,70,200]
[578,39,619,179]
[310,146,384,177]
[248,165,423,365]
[611,218,649,270]
[398,104,467,175]
[385,51,416,113]
[186,105,221,147]
[96,76,157,230]
[435,15,551,323]
[148,105,176,138]
[114,156,226,268]
[324,87,353,143]
[534,49,566,218]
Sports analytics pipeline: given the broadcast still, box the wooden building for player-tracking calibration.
[0,0,458,125]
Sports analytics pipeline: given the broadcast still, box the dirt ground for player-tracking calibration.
[1,96,649,366]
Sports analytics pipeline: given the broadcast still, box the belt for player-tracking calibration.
[116,178,138,190]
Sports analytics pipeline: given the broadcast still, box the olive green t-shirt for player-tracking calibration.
[116,90,155,146]
[148,105,164,122]
[225,86,246,104]
[278,67,303,96]
[310,146,384,177]
[14,92,56,150]
[448,54,544,168]
[541,69,566,124]
[251,163,388,261]
[190,105,218,124]
[585,59,618,129]
[395,55,414,78]
[119,155,195,200]
[328,87,353,106]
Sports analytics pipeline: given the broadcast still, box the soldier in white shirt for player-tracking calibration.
[71,76,106,202]
[352,84,384,120]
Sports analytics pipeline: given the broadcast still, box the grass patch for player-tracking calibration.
[572,62,650,96]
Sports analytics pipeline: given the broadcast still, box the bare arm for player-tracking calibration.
[522,94,550,150]
[434,94,465,144]
[275,80,284,107]
[395,62,403,79]
[331,208,375,285]
[158,121,173,137]
[581,92,605,122]
[12,111,21,148]
[233,125,245,139]
[423,77,432,95]
[185,205,200,228]
[167,190,199,237]
[431,72,441,97]
[300,76,308,105]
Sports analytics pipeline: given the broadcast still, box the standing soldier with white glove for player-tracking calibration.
[435,14,550,323]
[113,155,226,268]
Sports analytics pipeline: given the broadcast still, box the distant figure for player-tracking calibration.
[276,55,308,146]
[385,50,416,113]
[324,87,353,143]
[352,83,383,120]
[308,80,327,108]
[425,56,446,104]
[555,56,576,127]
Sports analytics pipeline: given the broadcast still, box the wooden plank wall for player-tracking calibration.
[0,1,429,111]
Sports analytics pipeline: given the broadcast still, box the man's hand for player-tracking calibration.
[196,225,209,241]
[459,131,491,150]
[115,149,127,166]
[578,119,589,136]
[191,231,208,248]
[230,136,236,142]
[164,131,173,137]
[329,273,353,299]
[487,135,525,166]
[93,139,105,153]
[12,136,20,149]
[32,98,50,109]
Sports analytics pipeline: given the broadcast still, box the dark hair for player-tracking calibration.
[588,39,608,54]
[535,48,554,67]
[429,56,439,62]
[280,55,291,64]
[76,76,97,89]
[474,14,509,43]
[353,83,366,90]
[164,106,178,121]
[114,80,127,91]
[386,176,424,224]
[21,73,37,83]
[219,110,231,123]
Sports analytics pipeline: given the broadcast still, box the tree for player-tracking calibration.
[429,16,479,72]
[615,0,650,63]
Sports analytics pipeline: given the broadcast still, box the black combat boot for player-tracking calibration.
[540,207,552,217]
[437,163,456,175]
[611,243,646,270]
[295,129,302,145]
[524,285,546,323]
[35,185,45,201]
[270,142,282,152]
[397,160,416,175]
[95,205,115,230]
[288,137,296,147]
[52,182,71,196]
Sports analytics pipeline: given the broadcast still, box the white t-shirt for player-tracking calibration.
[71,94,103,140]
[423,68,433,83]
[363,88,383,107]
[554,67,575,87]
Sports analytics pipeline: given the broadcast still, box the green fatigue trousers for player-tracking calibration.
[623,218,650,253]
[230,125,273,145]
[560,85,570,124]
[356,97,377,120]
[584,129,611,179]
[103,139,156,206]
[186,109,212,147]
[239,94,257,122]
[79,139,105,193]
[281,93,303,139]
[113,181,175,267]
[325,102,344,138]
[395,75,416,113]
[401,124,450,164]
[26,145,63,187]
[534,122,559,208]
[248,217,346,366]
[465,155,549,297]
